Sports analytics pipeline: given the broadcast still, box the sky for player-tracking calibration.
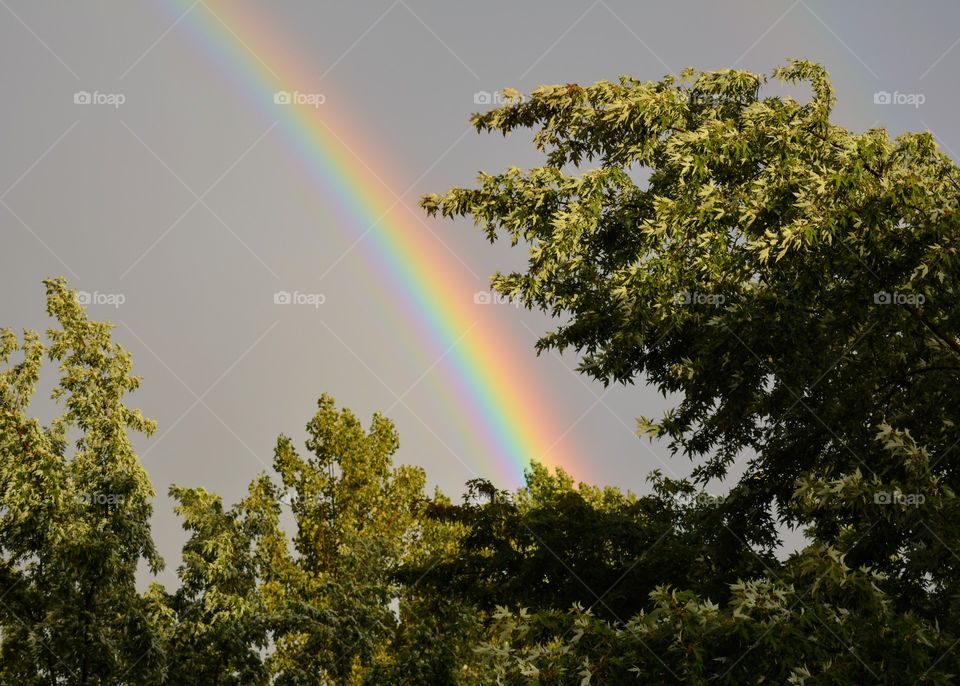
[2,0,959,587]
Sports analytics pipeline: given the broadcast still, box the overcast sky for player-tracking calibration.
[2,0,958,586]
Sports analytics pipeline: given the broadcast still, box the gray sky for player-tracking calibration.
[2,0,958,586]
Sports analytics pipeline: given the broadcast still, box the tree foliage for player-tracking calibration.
[265,396,428,684]
[405,464,774,623]
[0,278,162,684]
[422,59,960,637]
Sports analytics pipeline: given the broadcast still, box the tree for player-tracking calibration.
[147,477,280,685]
[0,281,481,683]
[0,278,163,684]
[471,548,947,684]
[367,488,483,685]
[406,463,774,622]
[264,395,429,685]
[422,61,960,623]
[159,396,483,685]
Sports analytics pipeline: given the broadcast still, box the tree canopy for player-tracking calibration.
[422,58,960,625]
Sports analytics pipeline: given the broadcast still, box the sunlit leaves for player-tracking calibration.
[0,278,162,683]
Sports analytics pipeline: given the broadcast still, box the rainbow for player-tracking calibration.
[159,0,579,485]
